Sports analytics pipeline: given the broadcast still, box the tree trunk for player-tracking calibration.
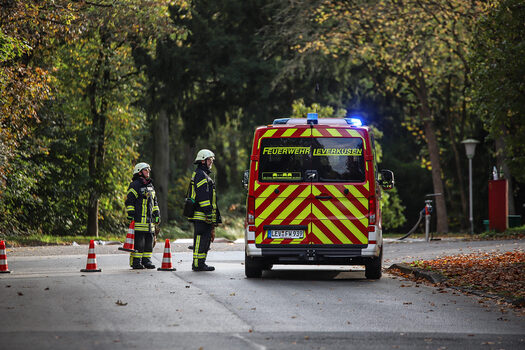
[423,118,449,233]
[87,193,99,236]
[86,35,109,237]
[412,68,449,233]
[153,109,170,224]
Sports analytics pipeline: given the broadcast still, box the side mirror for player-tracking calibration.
[379,169,394,190]
[242,170,249,190]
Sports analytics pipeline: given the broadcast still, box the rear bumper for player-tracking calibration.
[244,225,382,264]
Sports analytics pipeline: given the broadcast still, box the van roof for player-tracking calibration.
[272,118,363,127]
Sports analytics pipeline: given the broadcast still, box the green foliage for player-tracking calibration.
[469,0,525,182]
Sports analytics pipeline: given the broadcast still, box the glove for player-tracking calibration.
[205,214,214,224]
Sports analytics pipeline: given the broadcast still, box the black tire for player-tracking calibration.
[245,254,263,278]
[365,246,383,280]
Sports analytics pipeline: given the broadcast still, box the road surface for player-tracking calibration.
[1,238,523,349]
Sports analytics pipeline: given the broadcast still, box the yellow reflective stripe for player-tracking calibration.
[192,211,206,221]
[326,128,342,137]
[290,205,311,224]
[196,179,207,188]
[128,188,138,198]
[141,198,147,223]
[346,129,362,138]
[254,182,260,192]
[311,222,333,244]
[152,206,159,211]
[131,251,143,258]
[199,200,211,207]
[134,223,151,230]
[281,128,297,137]
[142,252,152,258]
[258,129,278,149]
[319,186,367,222]
[301,129,311,137]
[261,185,306,221]
[126,206,134,211]
[312,129,323,137]
[259,197,285,221]
[193,236,201,267]
[259,185,279,199]
[311,206,352,244]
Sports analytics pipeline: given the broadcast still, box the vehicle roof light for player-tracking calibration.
[344,118,362,126]
[273,118,290,125]
[307,112,318,125]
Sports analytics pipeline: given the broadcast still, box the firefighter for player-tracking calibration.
[189,149,222,271]
[125,162,160,269]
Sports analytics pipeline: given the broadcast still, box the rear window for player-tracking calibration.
[258,137,365,183]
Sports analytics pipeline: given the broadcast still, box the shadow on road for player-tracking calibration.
[260,268,369,281]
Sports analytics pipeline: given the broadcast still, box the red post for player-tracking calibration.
[488,179,508,232]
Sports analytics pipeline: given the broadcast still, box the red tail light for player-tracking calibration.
[247,195,255,225]
[369,196,376,225]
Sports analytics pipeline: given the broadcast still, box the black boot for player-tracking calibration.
[131,257,145,270]
[141,257,155,269]
[192,264,215,271]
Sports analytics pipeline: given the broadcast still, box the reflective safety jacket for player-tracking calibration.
[125,176,160,231]
[189,164,221,224]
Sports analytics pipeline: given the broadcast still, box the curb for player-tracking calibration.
[388,263,447,284]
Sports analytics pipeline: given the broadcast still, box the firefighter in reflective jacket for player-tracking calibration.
[189,149,222,271]
[125,162,160,269]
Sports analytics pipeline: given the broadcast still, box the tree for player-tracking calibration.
[470,0,525,214]
[78,0,176,236]
[273,0,489,233]
[0,0,82,192]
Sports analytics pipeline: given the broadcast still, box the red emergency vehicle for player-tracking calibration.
[242,113,394,279]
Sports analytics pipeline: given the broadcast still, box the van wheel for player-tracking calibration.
[365,247,382,280]
[245,254,263,278]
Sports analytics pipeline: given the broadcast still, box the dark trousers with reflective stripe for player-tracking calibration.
[135,229,154,255]
[193,221,212,268]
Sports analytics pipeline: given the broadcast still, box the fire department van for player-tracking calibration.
[242,113,394,279]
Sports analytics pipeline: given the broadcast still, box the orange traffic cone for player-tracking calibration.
[157,239,176,271]
[119,221,135,252]
[81,240,102,272]
[0,240,11,273]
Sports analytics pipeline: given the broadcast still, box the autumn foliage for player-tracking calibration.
[394,250,525,304]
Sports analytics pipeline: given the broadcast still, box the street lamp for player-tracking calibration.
[461,139,479,235]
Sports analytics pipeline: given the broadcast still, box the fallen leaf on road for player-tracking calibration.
[115,300,127,306]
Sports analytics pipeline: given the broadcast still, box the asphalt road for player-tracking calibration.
[1,239,523,350]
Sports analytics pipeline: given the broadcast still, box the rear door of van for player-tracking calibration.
[309,127,369,246]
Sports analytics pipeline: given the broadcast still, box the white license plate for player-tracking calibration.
[268,229,305,239]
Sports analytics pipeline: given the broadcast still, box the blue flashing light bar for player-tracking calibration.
[344,117,362,126]
[307,112,318,124]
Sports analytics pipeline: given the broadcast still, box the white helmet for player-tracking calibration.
[133,162,151,175]
[194,149,215,164]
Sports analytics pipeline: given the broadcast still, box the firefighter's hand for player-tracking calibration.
[154,216,160,224]
[127,215,134,222]
[211,227,215,242]
[205,214,214,224]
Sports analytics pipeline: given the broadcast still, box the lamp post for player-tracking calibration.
[461,139,479,235]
